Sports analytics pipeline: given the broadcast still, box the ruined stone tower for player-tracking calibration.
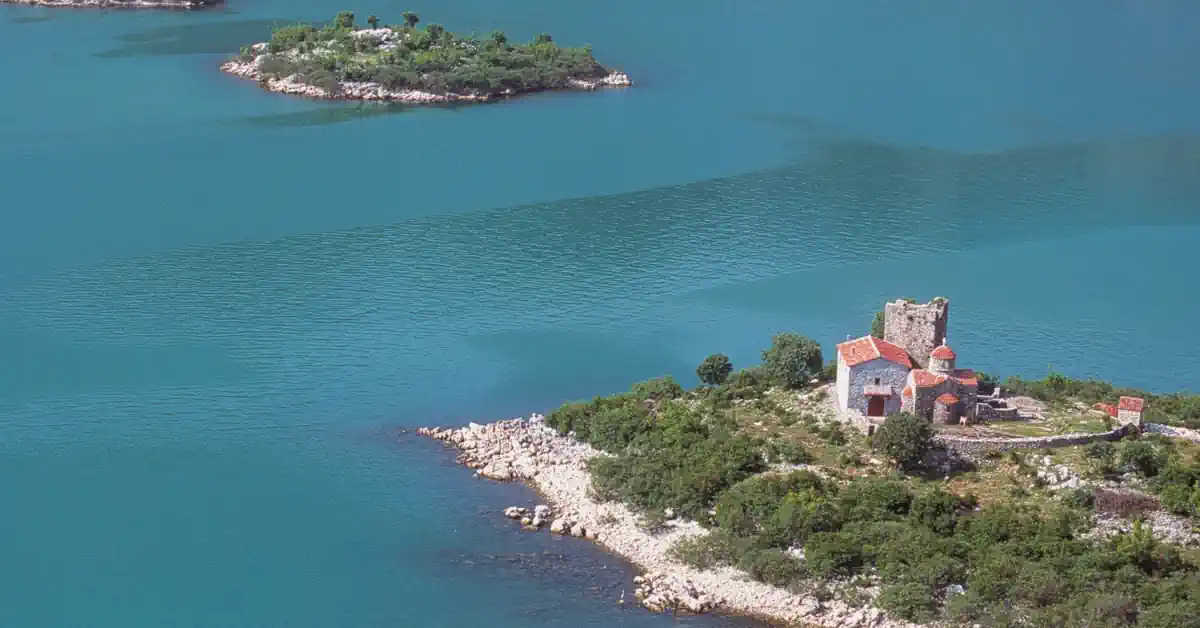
[884,298,949,368]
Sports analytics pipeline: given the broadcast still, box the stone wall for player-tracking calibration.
[910,384,940,418]
[843,359,909,417]
[975,402,1021,421]
[1118,409,1143,428]
[836,359,851,412]
[1144,423,1200,443]
[884,298,948,369]
[936,425,1132,456]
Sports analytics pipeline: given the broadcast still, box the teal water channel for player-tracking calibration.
[1,0,1198,625]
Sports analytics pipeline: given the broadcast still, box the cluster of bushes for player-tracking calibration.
[241,12,611,95]
[545,333,827,518]
[693,332,824,392]
[1138,439,1200,519]
[1001,372,1200,429]
[1081,438,1200,521]
[546,376,767,519]
[1156,461,1200,518]
[677,470,1199,625]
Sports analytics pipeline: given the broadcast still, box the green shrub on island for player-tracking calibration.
[872,412,935,471]
[1122,440,1168,477]
[240,12,614,96]
[696,353,734,386]
[870,310,886,339]
[586,400,765,518]
[761,332,824,389]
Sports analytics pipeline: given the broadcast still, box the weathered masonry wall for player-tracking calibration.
[884,299,948,369]
[844,359,909,417]
[937,425,1132,455]
[975,402,1021,421]
[1144,423,1200,443]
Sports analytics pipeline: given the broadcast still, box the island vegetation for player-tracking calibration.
[536,334,1200,626]
[223,11,630,102]
[1,0,217,7]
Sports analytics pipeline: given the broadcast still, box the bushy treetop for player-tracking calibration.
[761,332,823,389]
[872,413,934,471]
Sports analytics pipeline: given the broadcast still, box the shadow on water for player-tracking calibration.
[233,102,416,129]
[4,132,1199,406]
[8,13,54,24]
[11,133,1200,330]
[96,19,290,57]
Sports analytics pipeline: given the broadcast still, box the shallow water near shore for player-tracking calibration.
[1,0,1199,625]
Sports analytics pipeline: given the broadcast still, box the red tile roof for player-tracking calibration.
[953,369,978,387]
[936,393,960,404]
[931,345,956,360]
[902,386,913,398]
[836,336,913,368]
[1119,396,1145,412]
[1095,403,1119,417]
[875,339,914,369]
[910,370,946,387]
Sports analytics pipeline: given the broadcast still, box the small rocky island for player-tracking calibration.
[223,11,631,103]
[2,0,217,7]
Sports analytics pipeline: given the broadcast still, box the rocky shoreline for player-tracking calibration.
[2,0,217,7]
[417,416,913,628]
[222,38,632,104]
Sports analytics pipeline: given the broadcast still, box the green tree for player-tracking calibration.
[870,310,885,339]
[696,354,734,386]
[761,332,823,389]
[1121,441,1166,477]
[873,413,934,471]
[1084,441,1116,475]
[490,29,508,46]
[426,23,446,40]
[630,376,683,401]
[401,11,420,28]
[366,15,379,28]
[534,32,553,44]
[909,487,969,535]
[333,11,355,29]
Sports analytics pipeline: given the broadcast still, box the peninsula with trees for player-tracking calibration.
[223,12,631,104]
[2,0,218,8]
[418,300,1200,628]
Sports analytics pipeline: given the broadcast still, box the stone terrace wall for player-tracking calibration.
[1144,423,1200,443]
[937,425,1132,456]
[975,403,1022,421]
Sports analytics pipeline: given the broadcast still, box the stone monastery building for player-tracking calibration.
[836,298,980,424]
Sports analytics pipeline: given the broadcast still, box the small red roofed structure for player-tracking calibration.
[1117,396,1145,427]
[933,392,961,423]
[931,345,957,360]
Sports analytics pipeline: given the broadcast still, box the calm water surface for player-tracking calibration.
[1,0,1198,625]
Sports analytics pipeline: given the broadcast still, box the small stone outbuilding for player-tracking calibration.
[933,393,960,423]
[901,343,979,423]
[835,336,913,418]
[1117,396,1145,428]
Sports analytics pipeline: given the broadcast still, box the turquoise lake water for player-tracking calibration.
[1,0,1198,625]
